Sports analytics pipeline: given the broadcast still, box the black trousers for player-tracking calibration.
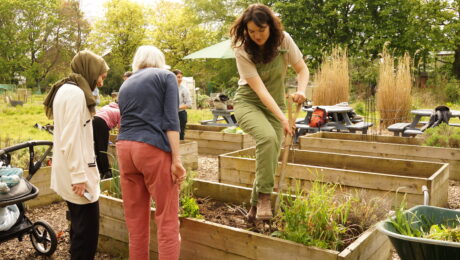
[66,200,99,260]
[179,110,187,140]
[92,116,110,178]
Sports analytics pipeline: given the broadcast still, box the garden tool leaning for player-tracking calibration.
[274,95,302,214]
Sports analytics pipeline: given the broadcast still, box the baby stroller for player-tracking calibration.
[0,140,57,256]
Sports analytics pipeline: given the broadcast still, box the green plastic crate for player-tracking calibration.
[378,205,460,260]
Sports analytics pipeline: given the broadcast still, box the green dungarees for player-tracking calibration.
[234,51,287,206]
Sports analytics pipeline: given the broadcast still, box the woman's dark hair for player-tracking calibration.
[172,69,183,76]
[230,4,284,64]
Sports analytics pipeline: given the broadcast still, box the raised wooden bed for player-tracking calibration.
[219,147,449,207]
[185,124,255,155]
[107,140,198,171]
[24,167,61,208]
[98,179,392,260]
[299,132,460,181]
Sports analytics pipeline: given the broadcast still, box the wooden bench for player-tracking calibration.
[345,122,373,134]
[387,123,411,136]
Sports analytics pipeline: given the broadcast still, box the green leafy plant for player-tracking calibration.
[179,171,203,219]
[389,196,427,237]
[444,82,460,103]
[389,196,460,242]
[196,94,210,109]
[425,221,460,242]
[221,126,245,134]
[103,153,122,199]
[422,123,460,148]
[273,181,351,251]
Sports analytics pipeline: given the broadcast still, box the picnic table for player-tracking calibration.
[295,105,372,141]
[388,109,460,137]
[200,109,238,127]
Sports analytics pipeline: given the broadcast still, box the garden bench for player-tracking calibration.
[403,129,423,137]
[346,122,373,134]
[387,123,411,136]
[200,109,237,127]
[351,116,364,123]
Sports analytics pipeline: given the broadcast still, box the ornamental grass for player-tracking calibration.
[376,48,412,128]
[312,47,350,105]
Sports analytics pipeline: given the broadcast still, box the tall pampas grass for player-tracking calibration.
[312,47,349,105]
[376,47,412,128]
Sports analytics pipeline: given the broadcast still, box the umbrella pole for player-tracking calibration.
[274,96,302,214]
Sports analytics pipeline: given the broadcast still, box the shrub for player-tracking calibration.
[444,82,460,103]
[352,101,366,117]
[422,123,460,148]
[196,94,210,109]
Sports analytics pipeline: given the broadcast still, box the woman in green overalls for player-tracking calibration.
[230,4,309,222]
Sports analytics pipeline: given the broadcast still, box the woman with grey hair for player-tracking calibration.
[116,45,186,260]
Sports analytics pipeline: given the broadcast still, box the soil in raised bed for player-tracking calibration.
[196,196,385,251]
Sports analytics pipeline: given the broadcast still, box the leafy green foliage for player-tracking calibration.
[390,198,460,242]
[0,0,89,91]
[425,223,460,242]
[221,126,245,134]
[179,171,203,219]
[422,123,460,148]
[88,0,147,93]
[266,0,452,70]
[444,82,460,103]
[274,181,351,250]
[104,153,122,199]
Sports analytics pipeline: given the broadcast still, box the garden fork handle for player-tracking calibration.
[274,96,302,214]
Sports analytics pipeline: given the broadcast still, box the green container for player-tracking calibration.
[378,205,460,260]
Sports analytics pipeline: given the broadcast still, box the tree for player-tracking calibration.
[269,0,451,70]
[0,0,25,83]
[88,0,147,92]
[148,0,238,92]
[446,0,460,79]
[0,0,90,91]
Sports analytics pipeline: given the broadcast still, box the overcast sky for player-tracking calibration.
[80,0,179,22]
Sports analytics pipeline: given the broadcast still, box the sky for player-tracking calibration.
[80,0,177,22]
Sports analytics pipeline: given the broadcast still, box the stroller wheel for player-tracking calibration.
[30,220,57,256]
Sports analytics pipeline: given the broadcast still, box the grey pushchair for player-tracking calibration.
[0,141,57,256]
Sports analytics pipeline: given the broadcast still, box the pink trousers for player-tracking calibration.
[117,140,180,260]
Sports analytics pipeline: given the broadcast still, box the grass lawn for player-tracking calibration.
[1,93,457,145]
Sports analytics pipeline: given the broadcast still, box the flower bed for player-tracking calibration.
[185,124,255,155]
[299,132,460,181]
[98,179,392,259]
[219,147,449,207]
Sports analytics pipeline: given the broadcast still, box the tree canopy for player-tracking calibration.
[0,0,459,92]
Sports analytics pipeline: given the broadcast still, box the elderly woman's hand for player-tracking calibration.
[171,159,186,185]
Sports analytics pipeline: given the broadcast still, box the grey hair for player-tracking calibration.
[132,45,166,72]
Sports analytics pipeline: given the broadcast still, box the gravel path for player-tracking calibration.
[1,155,459,259]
